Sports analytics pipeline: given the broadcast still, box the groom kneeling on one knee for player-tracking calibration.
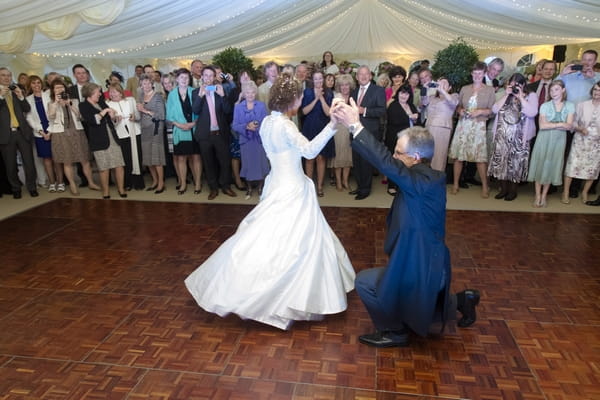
[331,98,480,347]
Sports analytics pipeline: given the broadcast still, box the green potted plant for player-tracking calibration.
[211,47,254,81]
[431,38,479,89]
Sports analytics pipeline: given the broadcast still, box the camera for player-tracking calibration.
[511,86,520,95]
[428,82,438,88]
[60,92,69,100]
[8,83,17,90]
[205,85,216,91]
[220,72,228,81]
[572,64,583,71]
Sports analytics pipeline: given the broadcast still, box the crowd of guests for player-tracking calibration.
[1,49,599,207]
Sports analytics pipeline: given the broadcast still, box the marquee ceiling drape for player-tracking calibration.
[1,0,599,66]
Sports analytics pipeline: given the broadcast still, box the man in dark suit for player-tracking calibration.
[332,99,479,347]
[350,65,386,200]
[0,67,38,198]
[192,65,236,200]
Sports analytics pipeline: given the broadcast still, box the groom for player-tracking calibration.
[332,99,480,347]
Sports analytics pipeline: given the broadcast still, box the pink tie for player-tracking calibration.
[357,86,366,106]
[207,92,219,130]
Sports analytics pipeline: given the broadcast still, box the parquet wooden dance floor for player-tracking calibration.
[1,198,599,400]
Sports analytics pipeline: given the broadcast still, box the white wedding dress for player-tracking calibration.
[185,111,355,330]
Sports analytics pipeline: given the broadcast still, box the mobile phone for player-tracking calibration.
[571,65,583,71]
[205,85,216,91]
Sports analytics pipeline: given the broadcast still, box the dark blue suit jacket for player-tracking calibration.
[352,128,451,336]
[351,84,386,139]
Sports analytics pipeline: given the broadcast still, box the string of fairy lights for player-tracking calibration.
[31,0,266,59]
[27,0,599,60]
[393,0,598,44]
[166,0,348,60]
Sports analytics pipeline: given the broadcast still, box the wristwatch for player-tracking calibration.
[348,122,362,134]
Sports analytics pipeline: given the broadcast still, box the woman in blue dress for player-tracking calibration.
[301,70,334,197]
[527,80,575,207]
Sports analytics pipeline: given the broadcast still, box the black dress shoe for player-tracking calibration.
[359,331,409,348]
[494,191,507,199]
[355,193,369,200]
[457,289,480,328]
[504,192,517,201]
[349,189,359,195]
[13,191,22,199]
[29,190,39,197]
[585,197,600,206]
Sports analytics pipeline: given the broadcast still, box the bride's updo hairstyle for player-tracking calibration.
[268,72,302,112]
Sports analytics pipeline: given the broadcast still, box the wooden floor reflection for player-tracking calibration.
[1,198,598,400]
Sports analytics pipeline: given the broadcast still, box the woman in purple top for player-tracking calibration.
[232,81,269,199]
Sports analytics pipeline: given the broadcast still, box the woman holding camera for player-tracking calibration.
[424,77,459,172]
[78,83,126,199]
[137,73,166,193]
[488,73,538,201]
[47,79,99,195]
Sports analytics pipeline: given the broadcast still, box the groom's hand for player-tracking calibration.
[332,98,360,127]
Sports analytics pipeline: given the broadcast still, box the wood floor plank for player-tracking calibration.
[1,198,598,399]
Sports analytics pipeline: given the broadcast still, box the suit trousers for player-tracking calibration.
[356,266,456,333]
[197,134,232,190]
[355,267,406,332]
[0,129,37,192]
[353,120,382,196]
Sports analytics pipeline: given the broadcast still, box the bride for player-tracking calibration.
[185,73,355,330]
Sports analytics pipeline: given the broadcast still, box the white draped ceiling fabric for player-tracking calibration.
[0,0,599,79]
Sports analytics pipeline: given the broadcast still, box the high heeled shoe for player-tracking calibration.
[155,187,165,194]
[177,187,186,195]
[118,192,127,198]
[146,185,158,191]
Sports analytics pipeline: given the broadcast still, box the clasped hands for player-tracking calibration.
[330,97,360,127]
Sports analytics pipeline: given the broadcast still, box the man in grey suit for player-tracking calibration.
[350,65,386,200]
[0,67,37,199]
